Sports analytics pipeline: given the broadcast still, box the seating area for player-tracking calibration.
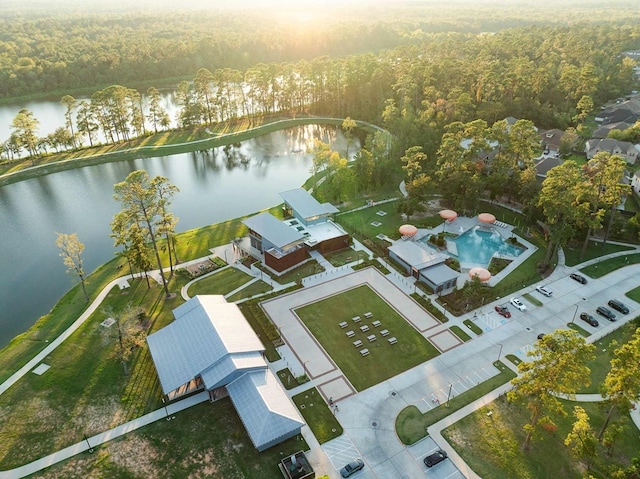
[338,311,396,357]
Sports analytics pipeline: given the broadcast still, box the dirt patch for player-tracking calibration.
[108,435,161,478]
[71,397,127,435]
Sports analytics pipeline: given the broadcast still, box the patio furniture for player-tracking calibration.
[364,312,373,319]
[372,320,381,328]
[380,329,389,337]
[360,349,370,357]
[359,325,370,333]
[353,340,363,348]
[367,334,376,342]
[339,321,348,328]
[352,316,361,323]
[346,330,355,338]
[388,337,397,345]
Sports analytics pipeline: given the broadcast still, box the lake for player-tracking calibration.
[0,124,358,348]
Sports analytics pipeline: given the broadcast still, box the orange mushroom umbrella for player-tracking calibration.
[478,212,496,224]
[468,267,491,282]
[439,209,458,221]
[399,224,418,237]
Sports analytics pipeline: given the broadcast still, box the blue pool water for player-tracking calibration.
[454,228,524,266]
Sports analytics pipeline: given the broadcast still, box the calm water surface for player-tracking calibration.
[0,125,357,348]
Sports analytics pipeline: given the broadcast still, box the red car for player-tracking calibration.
[495,305,511,318]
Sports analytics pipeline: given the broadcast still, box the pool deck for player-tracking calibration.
[410,215,538,286]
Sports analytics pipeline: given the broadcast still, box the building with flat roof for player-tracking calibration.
[280,188,339,226]
[388,241,459,295]
[147,295,304,451]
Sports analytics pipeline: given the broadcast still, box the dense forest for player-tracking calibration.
[2,0,640,100]
[3,20,640,162]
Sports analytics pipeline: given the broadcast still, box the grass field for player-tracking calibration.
[443,395,640,479]
[187,267,254,297]
[29,399,308,479]
[294,285,439,391]
[580,253,640,278]
[563,241,634,267]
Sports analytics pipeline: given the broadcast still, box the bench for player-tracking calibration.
[359,325,370,333]
[352,316,361,323]
[367,334,376,342]
[339,321,348,329]
[372,320,381,328]
[364,312,373,319]
[353,340,363,348]
[388,337,397,345]
[380,329,389,337]
[345,330,355,338]
[360,348,370,357]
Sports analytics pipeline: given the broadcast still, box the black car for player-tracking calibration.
[596,306,617,321]
[424,449,448,467]
[570,273,588,284]
[608,299,629,314]
[340,459,364,478]
[579,312,599,327]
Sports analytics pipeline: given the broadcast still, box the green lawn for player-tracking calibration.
[626,285,640,303]
[463,319,483,335]
[187,267,254,297]
[294,285,439,391]
[396,361,516,445]
[580,253,640,278]
[563,241,634,267]
[292,388,343,444]
[450,325,472,342]
[336,202,409,240]
[579,321,639,393]
[443,395,640,479]
[323,247,367,267]
[31,399,308,479]
[226,280,273,302]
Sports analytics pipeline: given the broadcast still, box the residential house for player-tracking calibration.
[593,121,632,139]
[595,97,640,125]
[539,129,564,153]
[584,138,640,164]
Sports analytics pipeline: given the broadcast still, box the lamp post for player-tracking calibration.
[497,343,503,362]
[446,384,453,408]
[83,434,94,454]
[162,397,174,421]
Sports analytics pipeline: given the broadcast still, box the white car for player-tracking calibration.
[510,297,527,311]
[535,286,552,297]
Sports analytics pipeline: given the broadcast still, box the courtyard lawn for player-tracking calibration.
[295,285,439,391]
[396,361,515,445]
[336,202,410,240]
[30,399,308,479]
[442,395,640,479]
[292,388,343,444]
[323,247,368,267]
[187,267,254,297]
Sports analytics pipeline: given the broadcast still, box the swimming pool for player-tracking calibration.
[454,227,524,266]
[420,227,524,267]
